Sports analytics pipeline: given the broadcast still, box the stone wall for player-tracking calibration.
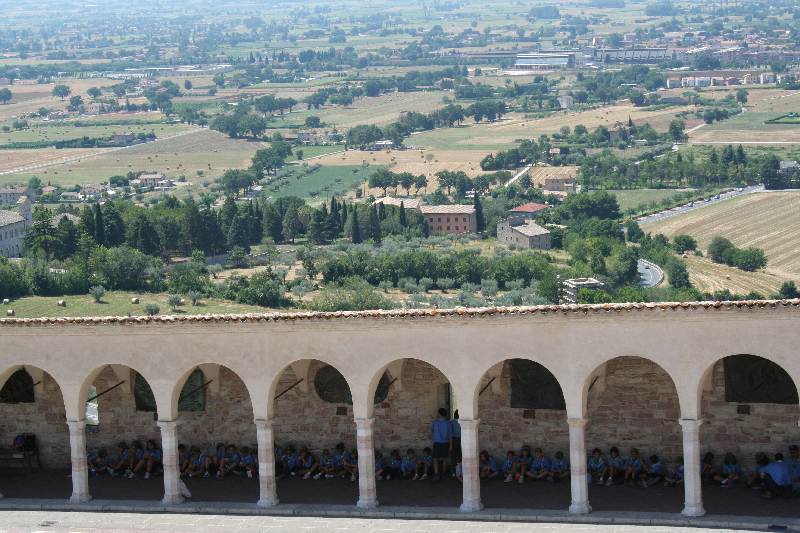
[2,358,798,470]
[702,360,800,470]
[0,372,69,468]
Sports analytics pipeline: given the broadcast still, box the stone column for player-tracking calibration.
[158,420,183,505]
[567,417,591,514]
[680,418,705,517]
[67,419,91,503]
[355,417,378,509]
[459,418,482,512]
[255,418,279,507]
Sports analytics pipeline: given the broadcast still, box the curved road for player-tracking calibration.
[638,258,664,288]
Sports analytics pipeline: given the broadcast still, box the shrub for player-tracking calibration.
[436,277,455,292]
[418,277,434,293]
[144,303,160,316]
[673,234,697,253]
[708,236,734,263]
[167,294,182,311]
[89,285,106,303]
[187,290,202,306]
[480,279,498,297]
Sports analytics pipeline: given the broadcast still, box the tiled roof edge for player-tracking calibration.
[1,299,799,327]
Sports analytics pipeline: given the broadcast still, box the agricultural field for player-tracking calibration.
[610,188,694,212]
[410,101,697,151]
[0,78,118,122]
[681,254,784,296]
[689,89,800,145]
[641,191,800,287]
[264,163,373,200]
[0,122,191,144]
[2,291,271,318]
[5,129,262,186]
[0,147,108,177]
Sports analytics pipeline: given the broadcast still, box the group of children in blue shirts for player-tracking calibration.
[179,443,258,479]
[87,440,163,480]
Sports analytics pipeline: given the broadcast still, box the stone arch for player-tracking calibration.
[78,364,163,421]
[473,358,569,461]
[0,364,70,475]
[584,355,683,466]
[698,354,800,476]
[169,362,258,422]
[266,358,357,420]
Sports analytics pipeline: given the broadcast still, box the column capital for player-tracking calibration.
[355,417,375,430]
[679,418,704,431]
[157,419,179,431]
[67,419,86,432]
[458,418,480,431]
[567,417,588,428]
[254,418,274,430]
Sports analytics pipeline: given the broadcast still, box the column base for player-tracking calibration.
[356,498,379,509]
[459,500,484,512]
[257,497,280,507]
[69,494,92,504]
[681,503,706,517]
[162,495,185,505]
[569,502,592,514]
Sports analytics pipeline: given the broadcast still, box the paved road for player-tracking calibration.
[637,259,664,288]
[637,185,764,225]
[0,512,768,533]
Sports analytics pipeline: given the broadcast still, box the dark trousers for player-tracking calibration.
[451,437,462,465]
[763,474,793,497]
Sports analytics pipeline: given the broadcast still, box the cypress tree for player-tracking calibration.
[474,193,484,233]
[368,204,381,244]
[78,205,95,241]
[398,201,407,227]
[93,203,105,246]
[350,205,362,244]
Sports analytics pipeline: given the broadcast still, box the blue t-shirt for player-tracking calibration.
[722,463,741,476]
[588,457,606,472]
[190,454,204,467]
[609,456,625,469]
[789,458,800,481]
[482,456,498,472]
[419,454,432,466]
[649,462,665,476]
[450,419,461,438]
[320,454,333,467]
[150,449,163,462]
[333,452,347,467]
[118,449,130,462]
[285,453,299,469]
[301,455,315,468]
[673,464,685,480]
[375,458,385,471]
[625,457,643,471]
[515,454,531,465]
[401,456,416,473]
[761,461,792,486]
[242,454,257,466]
[550,459,569,472]
[502,458,514,473]
[431,419,452,443]
[530,457,550,472]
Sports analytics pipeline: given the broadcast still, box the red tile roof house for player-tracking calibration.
[419,204,476,234]
[510,202,551,218]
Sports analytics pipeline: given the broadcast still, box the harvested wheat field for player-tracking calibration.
[642,191,800,284]
[0,147,109,177]
[681,254,784,296]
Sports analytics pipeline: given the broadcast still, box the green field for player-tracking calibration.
[2,291,271,318]
[0,122,190,144]
[288,145,344,162]
[610,189,694,212]
[263,164,374,200]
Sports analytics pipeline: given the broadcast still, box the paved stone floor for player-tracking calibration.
[0,511,773,533]
[1,469,798,518]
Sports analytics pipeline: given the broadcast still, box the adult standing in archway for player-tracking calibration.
[431,407,452,481]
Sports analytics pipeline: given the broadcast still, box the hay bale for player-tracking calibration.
[57,300,66,307]
[131,297,140,304]
[2,298,9,304]
[6,309,14,316]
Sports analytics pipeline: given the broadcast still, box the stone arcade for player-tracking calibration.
[0,300,799,517]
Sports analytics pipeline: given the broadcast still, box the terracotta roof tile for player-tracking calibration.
[1,299,799,327]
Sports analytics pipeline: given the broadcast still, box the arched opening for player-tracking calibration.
[172,364,257,503]
[585,356,683,512]
[79,365,163,501]
[0,366,70,499]
[371,358,458,507]
[700,354,800,517]
[270,359,358,504]
[475,358,570,509]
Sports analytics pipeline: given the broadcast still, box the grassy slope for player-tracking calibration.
[2,291,272,318]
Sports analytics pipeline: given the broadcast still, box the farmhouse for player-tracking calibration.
[374,196,421,210]
[131,173,166,188]
[419,204,476,234]
[0,200,31,258]
[496,218,551,250]
[509,201,550,219]
[529,165,578,193]
[0,186,35,206]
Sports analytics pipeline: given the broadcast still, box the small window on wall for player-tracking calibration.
[509,359,566,410]
[723,355,799,404]
[314,365,392,405]
[0,369,35,404]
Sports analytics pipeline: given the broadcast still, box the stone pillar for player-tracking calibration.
[67,419,91,503]
[158,420,183,505]
[567,417,591,514]
[680,418,705,517]
[355,417,378,509]
[459,418,482,512]
[255,418,279,507]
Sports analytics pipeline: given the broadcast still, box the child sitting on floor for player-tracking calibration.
[511,446,532,484]
[131,439,162,479]
[312,449,334,480]
[502,450,515,482]
[218,444,241,479]
[526,448,550,482]
[402,449,417,480]
[624,448,644,486]
[607,447,626,486]
[343,448,358,481]
[701,452,716,484]
[643,455,665,488]
[110,442,131,477]
[374,451,386,480]
[479,450,498,479]
[415,447,432,480]
[716,452,741,487]
[384,449,402,480]
[185,447,206,478]
[332,443,348,478]
[588,448,608,485]
[548,451,569,483]
[664,456,684,487]
[178,444,189,474]
[297,448,316,479]
[241,446,257,479]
